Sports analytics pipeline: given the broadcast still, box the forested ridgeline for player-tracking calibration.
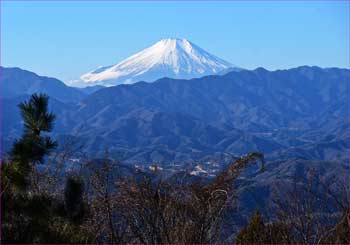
[1,94,349,244]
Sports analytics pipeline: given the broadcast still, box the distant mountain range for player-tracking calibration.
[2,66,349,166]
[1,67,85,103]
[71,38,237,87]
[2,64,349,228]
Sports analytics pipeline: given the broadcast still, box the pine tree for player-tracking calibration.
[10,93,57,189]
[64,175,86,224]
[235,210,267,244]
[2,94,93,243]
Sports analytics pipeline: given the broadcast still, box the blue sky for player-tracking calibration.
[1,1,349,82]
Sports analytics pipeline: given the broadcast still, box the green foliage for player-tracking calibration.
[12,135,57,165]
[10,93,57,190]
[1,93,93,244]
[64,175,86,224]
[2,190,92,244]
[19,93,55,137]
[1,160,27,192]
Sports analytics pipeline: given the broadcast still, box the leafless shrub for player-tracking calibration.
[270,169,350,244]
[111,152,265,244]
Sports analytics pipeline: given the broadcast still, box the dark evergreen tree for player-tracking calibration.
[235,210,268,244]
[64,175,86,224]
[1,94,92,244]
[10,93,57,190]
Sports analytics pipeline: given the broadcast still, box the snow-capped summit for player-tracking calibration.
[73,38,237,87]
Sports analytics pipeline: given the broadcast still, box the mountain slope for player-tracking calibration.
[3,66,349,163]
[1,94,74,154]
[75,38,235,87]
[76,66,349,129]
[0,67,85,103]
[70,66,349,162]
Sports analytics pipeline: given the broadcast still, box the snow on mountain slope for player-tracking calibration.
[73,38,236,87]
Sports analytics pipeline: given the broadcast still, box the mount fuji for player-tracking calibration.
[73,38,237,87]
